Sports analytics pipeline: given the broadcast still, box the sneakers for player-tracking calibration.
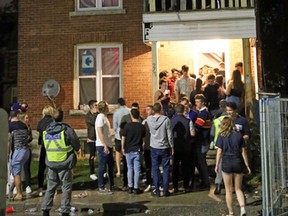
[134,188,143,195]
[144,184,151,192]
[26,186,32,194]
[13,187,17,195]
[98,188,113,195]
[103,172,109,178]
[90,174,98,181]
[38,188,43,197]
[240,207,247,216]
[128,187,133,194]
[163,191,171,197]
[214,184,221,195]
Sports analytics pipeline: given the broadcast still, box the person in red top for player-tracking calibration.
[167,68,179,100]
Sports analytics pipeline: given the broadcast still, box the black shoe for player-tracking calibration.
[43,210,50,216]
[163,191,171,197]
[151,190,160,197]
[61,213,70,216]
[128,187,133,194]
[134,188,143,195]
[214,184,221,195]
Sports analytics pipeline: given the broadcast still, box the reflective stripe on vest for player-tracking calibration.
[43,130,73,162]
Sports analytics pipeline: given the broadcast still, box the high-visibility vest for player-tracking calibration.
[213,115,227,146]
[43,130,73,162]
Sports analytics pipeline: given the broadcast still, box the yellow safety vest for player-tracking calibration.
[213,115,227,148]
[43,130,73,162]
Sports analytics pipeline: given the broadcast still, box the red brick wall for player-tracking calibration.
[18,0,152,129]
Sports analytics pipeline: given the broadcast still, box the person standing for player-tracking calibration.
[113,98,130,178]
[85,100,98,181]
[215,117,251,216]
[204,74,220,117]
[147,102,173,197]
[167,68,179,100]
[96,101,115,194]
[121,109,146,194]
[41,109,80,216]
[171,104,195,193]
[142,105,154,192]
[194,94,211,189]
[37,105,56,197]
[174,65,195,103]
[154,80,170,116]
[9,110,31,201]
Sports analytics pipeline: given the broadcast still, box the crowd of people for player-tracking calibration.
[6,61,251,216]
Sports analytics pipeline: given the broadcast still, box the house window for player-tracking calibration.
[76,44,122,106]
[78,0,120,10]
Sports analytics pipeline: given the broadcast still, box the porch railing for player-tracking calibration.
[144,0,254,12]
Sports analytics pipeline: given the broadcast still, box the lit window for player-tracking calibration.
[76,44,122,106]
[78,0,120,10]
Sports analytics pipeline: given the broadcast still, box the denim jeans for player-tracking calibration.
[96,146,114,189]
[150,147,170,195]
[125,151,141,189]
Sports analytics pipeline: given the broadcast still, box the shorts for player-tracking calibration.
[11,148,29,176]
[222,156,244,174]
[114,139,121,152]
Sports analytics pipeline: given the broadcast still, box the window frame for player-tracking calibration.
[76,0,123,11]
[74,43,123,109]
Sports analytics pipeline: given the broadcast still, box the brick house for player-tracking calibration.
[18,0,257,129]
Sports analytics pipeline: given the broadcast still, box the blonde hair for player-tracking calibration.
[42,105,56,118]
[219,117,236,137]
[98,101,108,113]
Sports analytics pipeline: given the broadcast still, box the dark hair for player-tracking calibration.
[194,94,206,103]
[54,109,64,122]
[130,109,140,119]
[159,79,167,86]
[231,70,244,91]
[195,78,203,91]
[10,110,19,118]
[181,65,189,72]
[175,104,185,114]
[88,100,97,108]
[215,75,224,86]
[159,71,168,79]
[171,68,179,73]
[131,102,139,109]
[146,105,153,109]
[207,74,215,80]
[190,73,196,79]
[235,62,243,68]
[180,97,189,104]
[153,102,162,113]
[219,99,227,109]
[117,97,126,106]
[226,102,237,110]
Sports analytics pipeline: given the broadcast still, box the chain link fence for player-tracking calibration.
[259,93,288,216]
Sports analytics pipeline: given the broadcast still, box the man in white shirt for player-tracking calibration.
[95,101,114,194]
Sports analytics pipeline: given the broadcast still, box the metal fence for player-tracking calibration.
[259,94,288,216]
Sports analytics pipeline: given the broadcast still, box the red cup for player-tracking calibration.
[6,206,14,213]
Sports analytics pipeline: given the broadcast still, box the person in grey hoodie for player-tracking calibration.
[41,109,80,216]
[147,102,173,197]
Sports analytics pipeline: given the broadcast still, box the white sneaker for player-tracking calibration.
[240,207,247,216]
[13,187,17,195]
[26,186,32,194]
[38,188,43,197]
[104,172,108,178]
[90,174,98,181]
[144,184,151,192]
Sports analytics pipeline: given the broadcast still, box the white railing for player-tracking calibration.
[144,0,254,12]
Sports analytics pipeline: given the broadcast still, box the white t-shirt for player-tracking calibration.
[95,113,112,147]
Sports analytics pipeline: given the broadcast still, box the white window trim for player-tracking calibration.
[74,0,123,11]
[73,43,123,110]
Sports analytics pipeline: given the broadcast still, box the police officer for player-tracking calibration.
[41,109,80,216]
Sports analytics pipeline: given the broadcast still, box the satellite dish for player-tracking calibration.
[42,80,60,107]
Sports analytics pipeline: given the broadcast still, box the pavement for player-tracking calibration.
[6,183,262,216]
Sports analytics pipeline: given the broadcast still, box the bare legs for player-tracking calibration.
[222,172,246,215]
[115,151,122,177]
[14,175,23,200]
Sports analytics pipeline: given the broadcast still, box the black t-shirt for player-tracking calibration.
[204,83,220,111]
[122,122,146,153]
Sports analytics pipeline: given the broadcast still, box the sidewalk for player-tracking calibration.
[6,184,262,216]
